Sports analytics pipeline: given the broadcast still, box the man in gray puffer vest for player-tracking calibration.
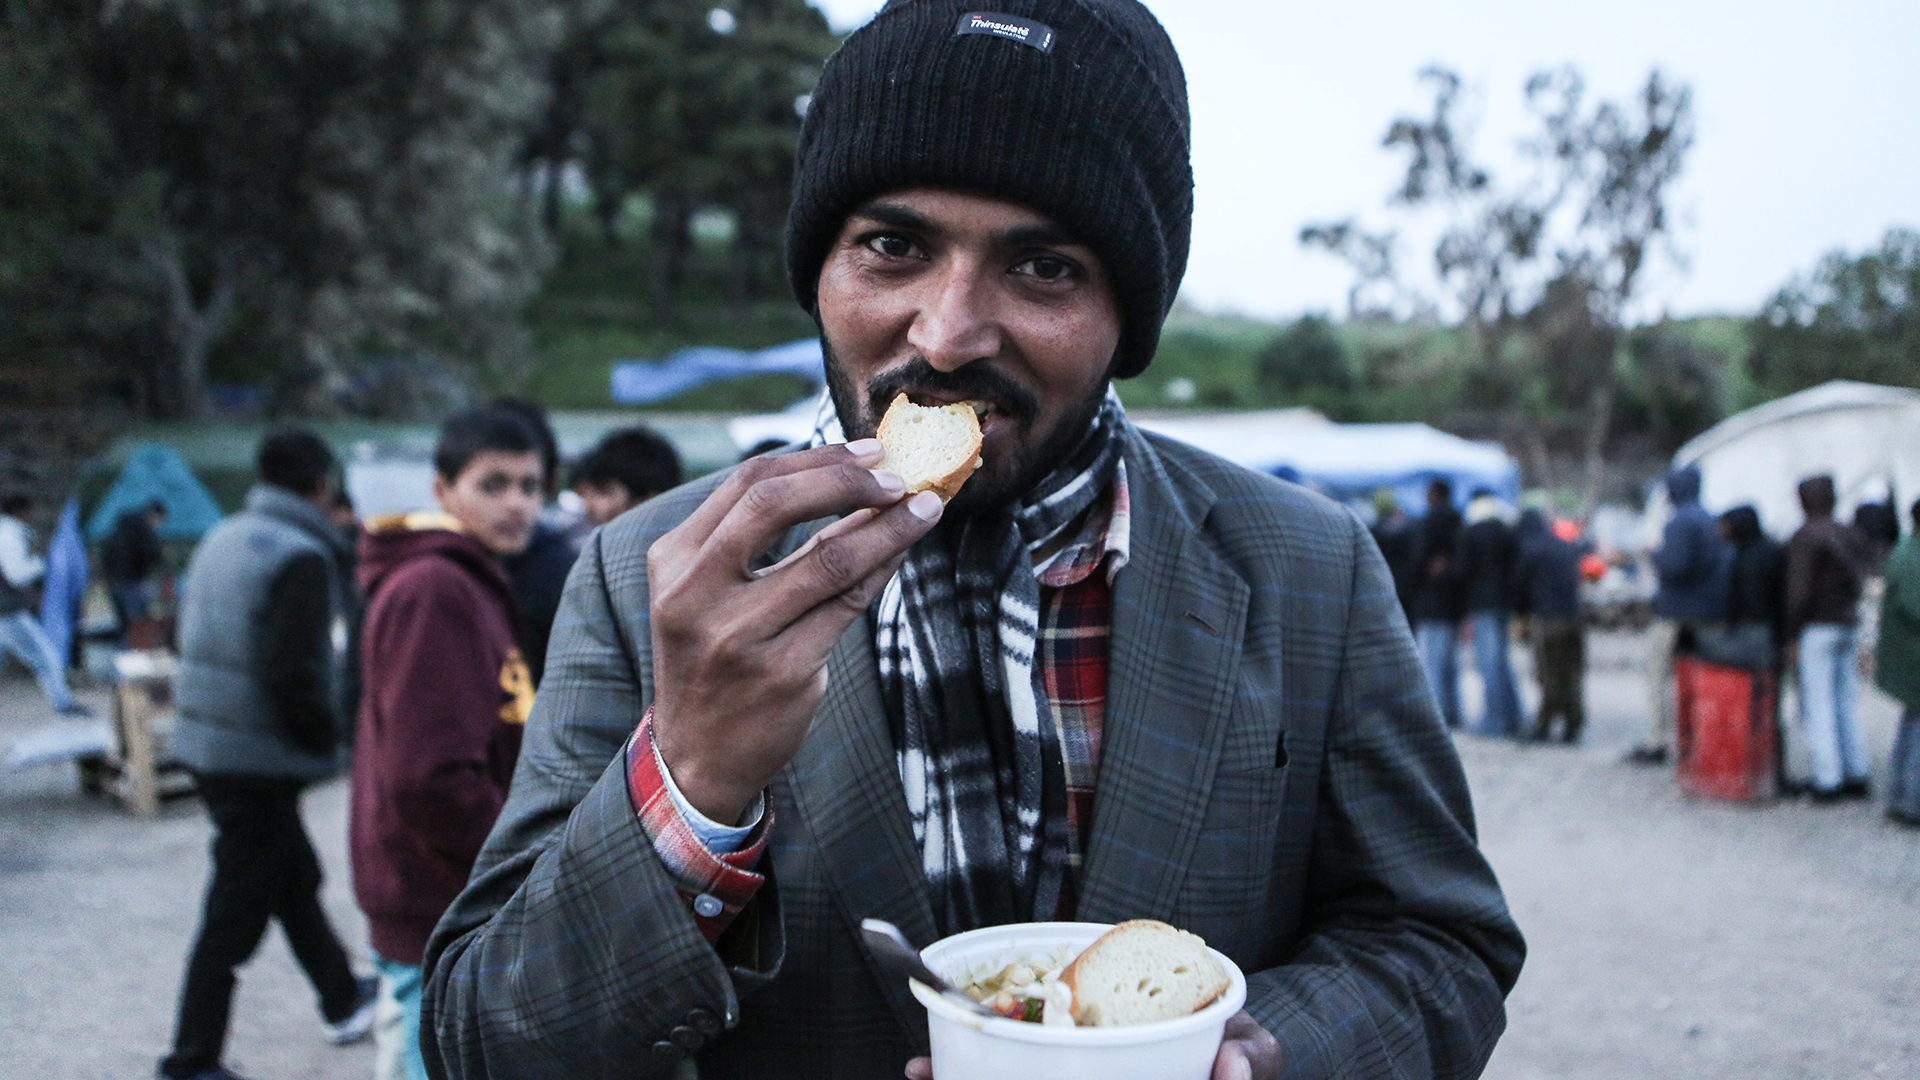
[159,428,376,1080]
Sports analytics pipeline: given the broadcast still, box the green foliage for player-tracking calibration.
[1748,227,1920,397]
[1256,315,1354,399]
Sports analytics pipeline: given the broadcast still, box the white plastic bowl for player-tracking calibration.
[909,921,1247,1080]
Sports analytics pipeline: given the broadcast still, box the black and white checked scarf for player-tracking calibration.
[812,388,1125,933]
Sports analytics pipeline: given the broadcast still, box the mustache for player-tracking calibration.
[864,356,1038,426]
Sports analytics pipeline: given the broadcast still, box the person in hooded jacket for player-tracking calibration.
[1785,474,1872,802]
[351,405,542,1080]
[1627,466,1731,765]
[1877,498,1920,826]
[1513,508,1585,743]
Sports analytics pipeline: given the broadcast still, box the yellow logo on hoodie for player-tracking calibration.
[499,648,534,726]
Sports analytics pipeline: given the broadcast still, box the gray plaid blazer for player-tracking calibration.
[423,424,1524,1079]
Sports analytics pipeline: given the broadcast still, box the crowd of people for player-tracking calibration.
[1371,478,1594,744]
[1369,463,1918,824]
[149,410,681,1080]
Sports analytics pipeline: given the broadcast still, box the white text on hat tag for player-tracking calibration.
[955,11,1055,52]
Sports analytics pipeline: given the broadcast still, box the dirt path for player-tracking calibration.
[2,629,1914,1079]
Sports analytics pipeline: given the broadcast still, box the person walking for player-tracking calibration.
[1514,508,1586,743]
[1410,478,1467,728]
[351,405,541,1080]
[101,499,168,643]
[1627,466,1730,765]
[1878,498,1920,827]
[158,429,376,1080]
[1786,474,1872,802]
[1458,490,1524,737]
[0,493,90,716]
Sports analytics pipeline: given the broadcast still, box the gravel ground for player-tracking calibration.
[2,628,1915,1080]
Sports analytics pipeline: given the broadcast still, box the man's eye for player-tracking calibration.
[865,234,917,258]
[1018,256,1077,282]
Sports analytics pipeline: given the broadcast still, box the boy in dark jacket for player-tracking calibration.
[1514,509,1586,743]
[351,406,543,1080]
[1458,490,1523,737]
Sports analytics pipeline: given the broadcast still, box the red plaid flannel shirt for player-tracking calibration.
[629,471,1130,939]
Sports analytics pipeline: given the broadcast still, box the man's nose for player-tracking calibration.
[906,265,1001,372]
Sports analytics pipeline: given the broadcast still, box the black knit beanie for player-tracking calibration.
[786,0,1192,379]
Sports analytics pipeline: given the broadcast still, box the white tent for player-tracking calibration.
[727,399,1520,512]
[1646,380,1920,541]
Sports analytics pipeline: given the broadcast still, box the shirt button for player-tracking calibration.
[669,1025,705,1050]
[692,893,724,918]
[685,1007,723,1035]
[651,1039,685,1060]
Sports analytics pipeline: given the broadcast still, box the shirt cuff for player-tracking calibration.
[626,708,771,943]
[654,728,764,853]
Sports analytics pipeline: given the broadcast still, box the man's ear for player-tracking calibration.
[431,472,451,509]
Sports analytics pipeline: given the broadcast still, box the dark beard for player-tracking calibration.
[822,341,1108,515]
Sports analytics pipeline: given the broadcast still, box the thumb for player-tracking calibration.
[1213,1049,1253,1080]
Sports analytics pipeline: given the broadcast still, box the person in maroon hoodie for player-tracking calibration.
[351,405,543,1080]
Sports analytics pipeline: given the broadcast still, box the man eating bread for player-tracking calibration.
[422,2,1524,1078]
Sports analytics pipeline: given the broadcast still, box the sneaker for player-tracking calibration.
[1623,745,1668,766]
[322,975,380,1045]
[56,702,95,718]
[1839,778,1872,800]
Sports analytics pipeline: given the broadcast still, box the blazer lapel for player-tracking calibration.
[1077,436,1251,923]
[781,619,936,1036]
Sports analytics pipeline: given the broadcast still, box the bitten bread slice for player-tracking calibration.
[1061,919,1229,1027]
[874,393,983,502]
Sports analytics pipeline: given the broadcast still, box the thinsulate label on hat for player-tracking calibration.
[955,11,1055,52]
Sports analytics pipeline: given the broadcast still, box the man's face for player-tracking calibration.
[815,188,1122,513]
[433,450,543,557]
[574,480,638,528]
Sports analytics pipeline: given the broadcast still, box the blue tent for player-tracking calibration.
[86,443,225,543]
[611,339,824,405]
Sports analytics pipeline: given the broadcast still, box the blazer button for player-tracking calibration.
[650,1039,685,1060]
[685,1007,723,1035]
[669,1025,705,1050]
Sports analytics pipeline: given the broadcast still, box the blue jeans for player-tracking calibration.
[1796,624,1867,791]
[373,953,428,1080]
[1415,620,1461,728]
[0,610,76,711]
[1889,707,1920,822]
[1469,612,1524,737]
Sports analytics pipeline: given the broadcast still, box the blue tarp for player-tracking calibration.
[86,443,225,542]
[39,499,88,663]
[611,339,825,405]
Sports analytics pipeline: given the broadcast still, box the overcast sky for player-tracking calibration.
[805,0,1920,323]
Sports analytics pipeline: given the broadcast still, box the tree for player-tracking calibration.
[577,0,836,320]
[1749,227,1920,397]
[1302,65,1695,504]
[2,0,566,418]
[1257,315,1353,401]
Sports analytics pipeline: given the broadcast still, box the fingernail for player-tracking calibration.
[846,438,883,461]
[907,490,944,521]
[871,469,905,496]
